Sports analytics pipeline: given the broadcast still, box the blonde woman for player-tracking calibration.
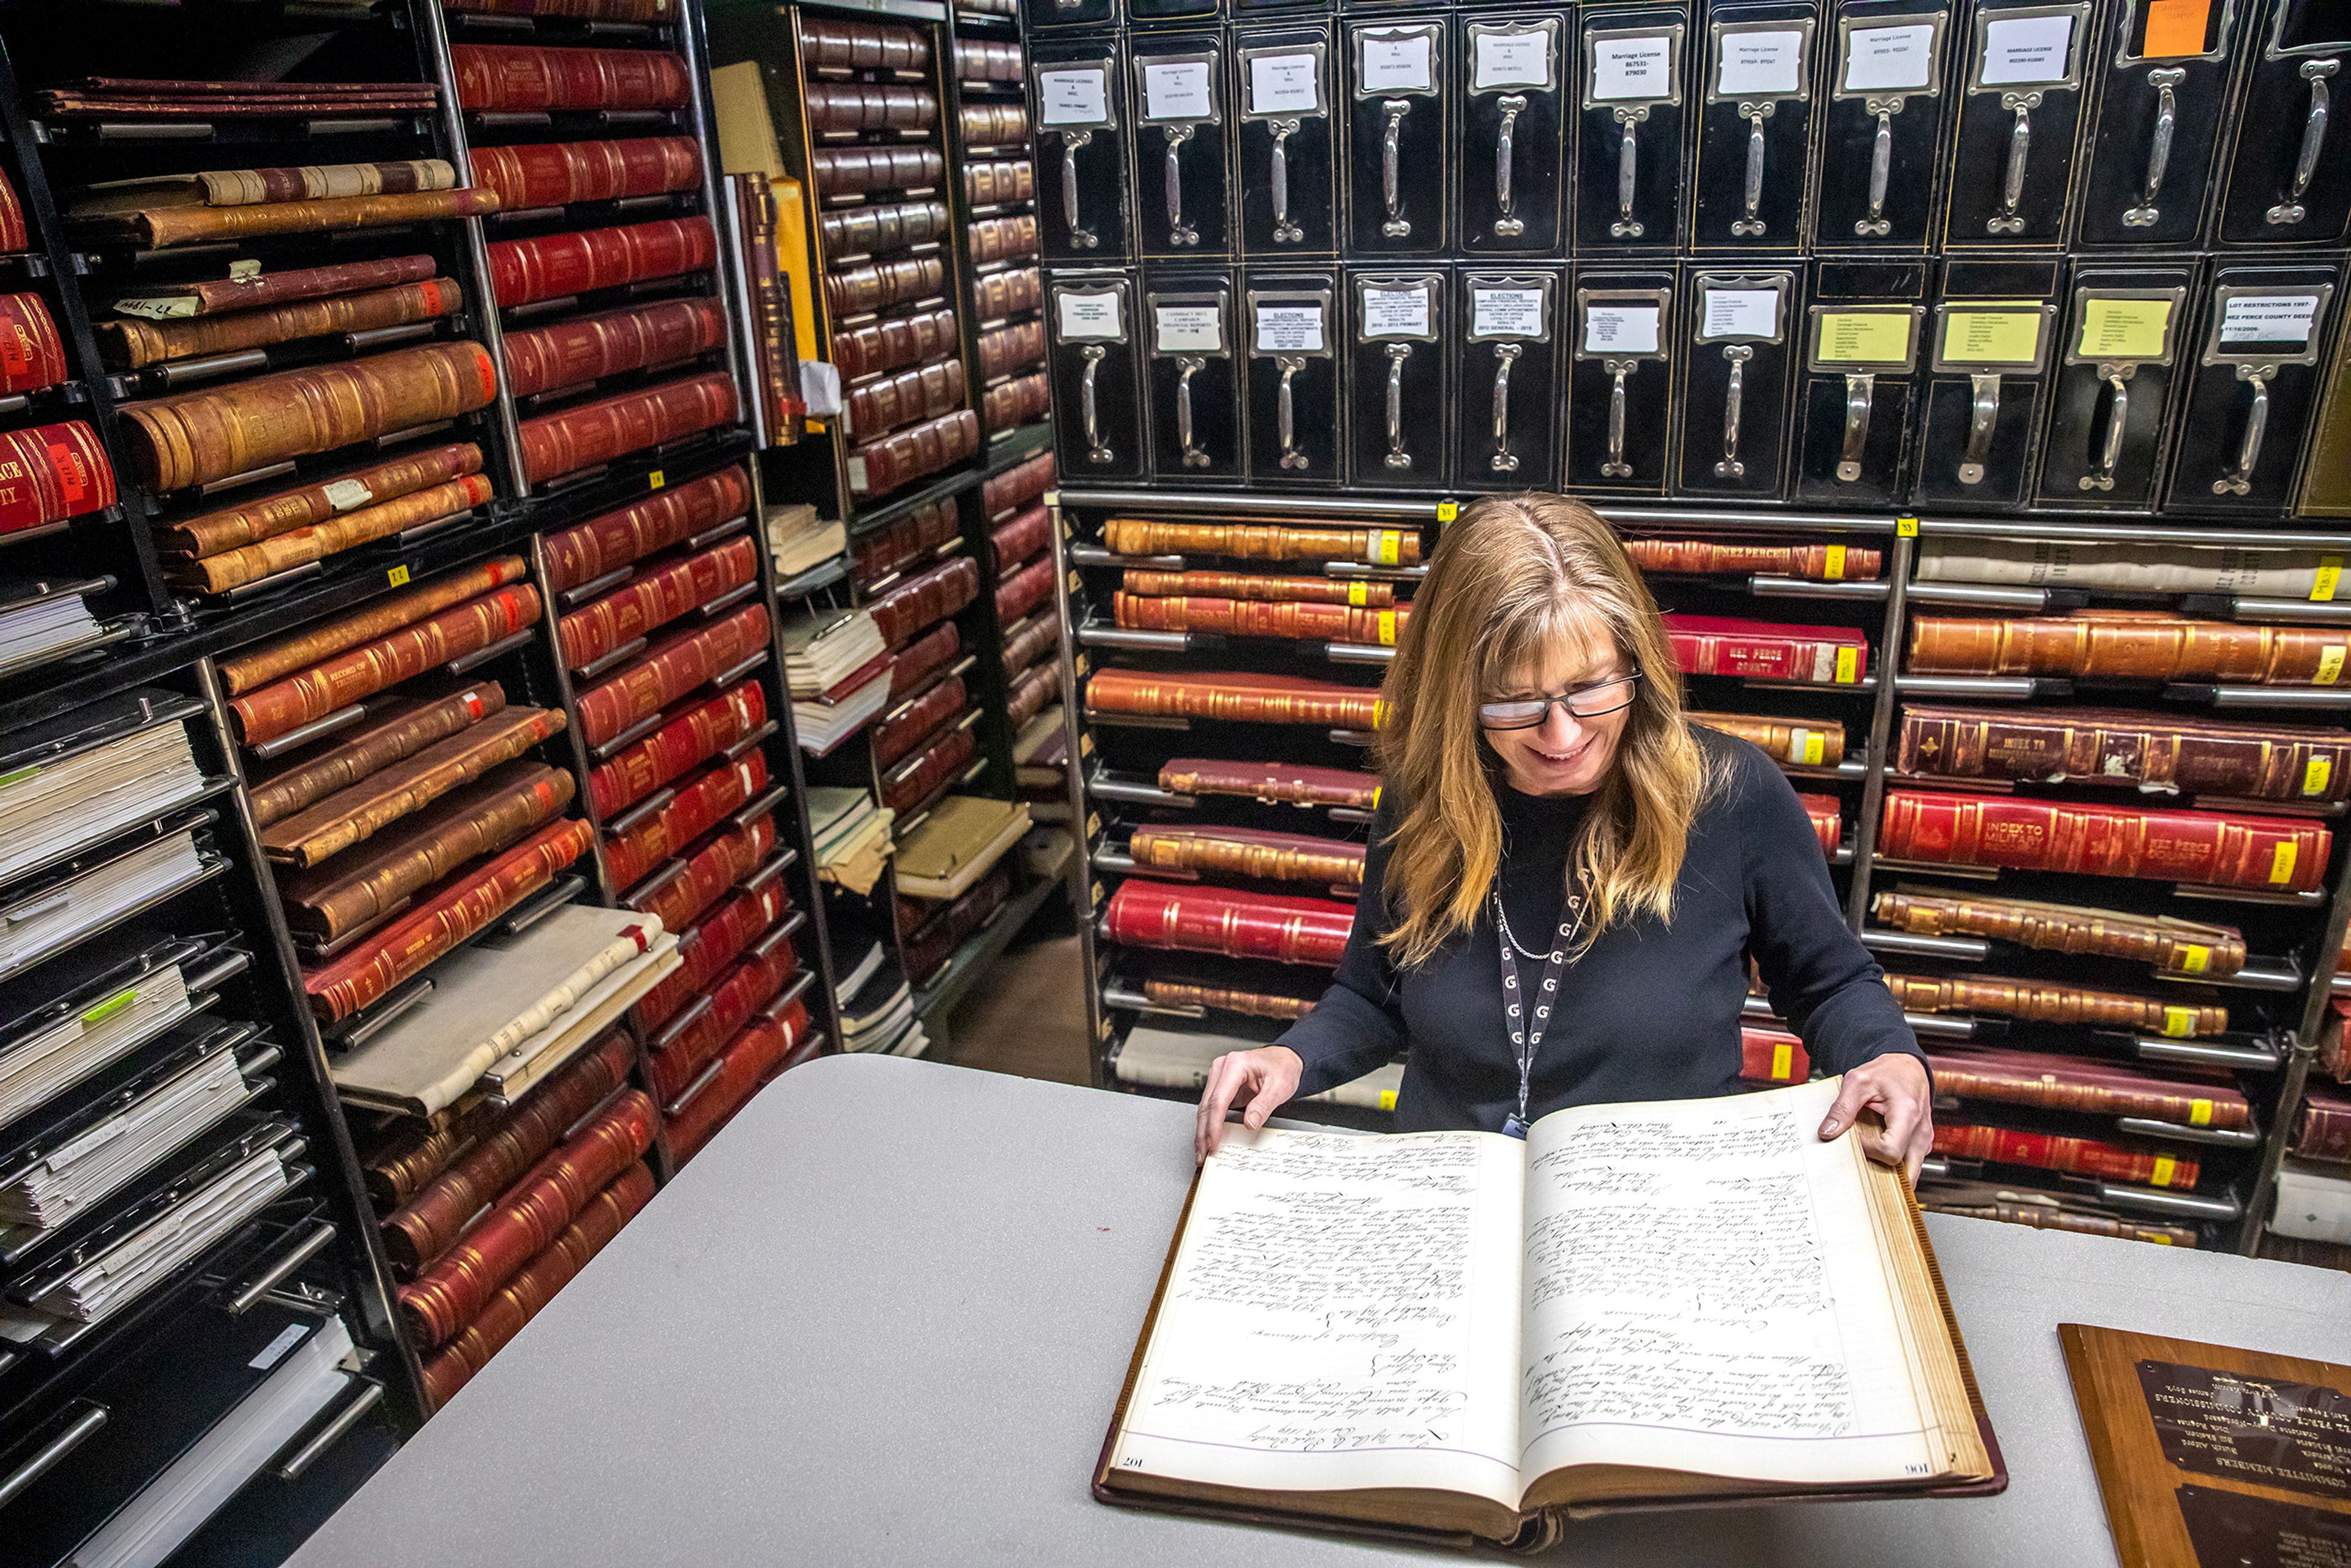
[1194,493,1932,1176]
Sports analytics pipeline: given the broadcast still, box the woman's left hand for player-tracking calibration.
[1817,1056,1934,1185]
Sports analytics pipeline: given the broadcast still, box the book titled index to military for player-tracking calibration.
[1097,1077,2001,1550]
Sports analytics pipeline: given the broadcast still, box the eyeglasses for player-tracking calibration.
[1477,672,1641,729]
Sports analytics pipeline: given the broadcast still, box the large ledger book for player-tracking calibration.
[1122,569,1397,606]
[517,373,738,484]
[487,217,716,308]
[601,751,766,893]
[1160,757,1381,810]
[867,557,978,650]
[1897,705,2351,801]
[217,555,527,694]
[100,277,463,372]
[888,623,961,699]
[1098,1077,2000,1548]
[1927,1047,2248,1129]
[1878,790,2331,892]
[0,294,66,392]
[1111,1020,1398,1111]
[1908,610,2346,684]
[471,135,702,209]
[851,495,956,587]
[2295,1087,2351,1161]
[1114,592,1404,645]
[1104,880,1355,966]
[502,298,727,400]
[452,44,692,112]
[0,421,116,536]
[258,706,564,868]
[586,681,765,818]
[1102,517,1422,566]
[246,680,503,828]
[1627,539,1883,580]
[1665,613,1869,683]
[832,306,957,382]
[1141,974,1323,1020]
[556,536,757,671]
[541,469,748,592]
[1933,1120,2196,1186]
[1869,891,2246,977]
[648,940,801,1102]
[573,602,770,749]
[163,466,489,595]
[1089,670,1383,730]
[108,254,437,320]
[1883,972,2226,1035]
[73,188,497,251]
[1921,538,2345,596]
[1692,711,1845,766]
[627,816,776,935]
[872,677,966,771]
[1127,825,1366,887]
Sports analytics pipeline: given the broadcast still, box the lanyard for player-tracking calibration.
[1493,885,1585,1139]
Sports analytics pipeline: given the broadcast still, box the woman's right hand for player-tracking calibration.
[1194,1046,1304,1164]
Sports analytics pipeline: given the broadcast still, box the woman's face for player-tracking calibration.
[1482,636,1634,798]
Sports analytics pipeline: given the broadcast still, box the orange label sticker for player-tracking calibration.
[2143,0,2210,56]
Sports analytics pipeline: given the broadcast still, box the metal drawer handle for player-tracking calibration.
[1493,94,1526,237]
[1277,356,1308,469]
[1858,96,1903,236]
[1989,91,2041,234]
[1490,343,1522,472]
[1839,372,1877,482]
[1080,346,1112,464]
[1717,344,1751,477]
[1602,359,1638,477]
[1736,101,1774,236]
[2216,364,2276,495]
[274,1381,384,1482]
[1269,118,1301,243]
[2271,58,2338,225]
[228,1219,337,1314]
[1384,343,1414,470]
[1381,100,1412,237]
[1060,130,1098,249]
[2125,67,2184,227]
[2082,363,2133,491]
[1960,373,2001,485]
[1163,124,1197,246]
[1175,356,1208,467]
[0,1403,108,1510]
[1613,106,1648,237]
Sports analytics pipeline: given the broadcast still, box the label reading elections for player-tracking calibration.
[1361,287,1431,337]
[1474,31,1552,89]
[1584,303,1660,353]
[1250,53,1321,114]
[1817,311,1914,364]
[1040,67,1110,126]
[1980,13,2077,85]
[1360,33,1435,92]
[1142,61,1214,121]
[1593,35,1676,99]
[1057,292,1125,339]
[1842,23,1937,92]
[1703,288,1783,340]
[1717,30,1807,96]
[1154,305,1223,353]
[1472,287,1547,338]
[1256,304,1325,353]
[2220,293,2322,346]
[2079,297,2175,359]
[1941,309,2046,364]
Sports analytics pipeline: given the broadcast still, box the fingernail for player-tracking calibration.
[1819,1119,1839,1136]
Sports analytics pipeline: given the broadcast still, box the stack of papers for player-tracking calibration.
[765,503,846,577]
[809,787,893,896]
[0,831,211,985]
[1116,1021,1400,1111]
[834,939,886,1003]
[0,580,103,683]
[0,950,195,1130]
[841,971,917,1056]
[0,713,204,883]
[893,796,1032,901]
[779,608,885,697]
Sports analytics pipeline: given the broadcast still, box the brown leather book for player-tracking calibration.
[846,360,966,443]
[1869,891,2246,977]
[452,44,692,112]
[156,443,482,560]
[902,874,1009,979]
[991,505,1048,572]
[586,681,767,819]
[1883,973,2227,1036]
[37,80,439,117]
[868,555,978,648]
[1908,609,2349,683]
[1878,789,2332,892]
[517,372,740,485]
[1931,1202,2196,1245]
[831,306,960,383]
[219,555,528,695]
[817,199,951,257]
[1006,664,1059,729]
[958,39,1024,82]
[487,217,717,310]
[804,82,939,133]
[976,320,1046,380]
[1625,539,1884,580]
[542,468,749,593]
[70,159,454,215]
[1121,570,1397,607]
[1087,670,1384,730]
[447,0,676,17]
[280,762,574,943]
[1689,711,1846,766]
[997,557,1055,625]
[967,214,1040,266]
[106,255,440,320]
[260,705,567,868]
[1897,704,2351,802]
[167,473,493,593]
[882,727,979,816]
[574,602,770,749]
[1128,825,1367,888]
[249,682,506,828]
[470,136,702,210]
[982,450,1055,517]
[2296,1087,2351,1162]
[1143,977,1322,1020]
[850,496,959,589]
[873,675,968,771]
[1115,591,1404,645]
[121,340,499,492]
[890,623,961,699]
[500,298,727,400]
[823,255,947,317]
[963,159,1036,206]
[983,372,1050,435]
[800,17,932,72]
[1159,758,1381,810]
[972,266,1041,321]
[1003,612,1057,678]
[1102,518,1423,567]
[75,189,498,251]
[557,536,758,671]
[1924,1046,2249,1129]
[362,1027,637,1208]
[809,146,947,200]
[960,102,1029,148]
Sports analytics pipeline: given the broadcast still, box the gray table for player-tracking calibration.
[289,1055,2351,1566]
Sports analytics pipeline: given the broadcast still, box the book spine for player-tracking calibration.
[0,293,66,393]
[122,341,498,493]
[0,421,116,536]
[2294,1097,2351,1162]
[249,681,504,828]
[162,442,484,558]
[1120,569,1393,607]
[1085,670,1384,730]
[975,320,1045,380]
[823,255,948,318]
[1897,708,2351,801]
[1127,827,1366,887]
[1670,626,1867,683]
[574,602,770,749]
[0,166,24,253]
[1625,539,1883,579]
[446,0,678,18]
[989,508,1051,576]
[487,217,717,310]
[800,17,932,72]
[872,676,967,771]
[1739,1026,1810,1083]
[1142,978,1319,1020]
[602,752,766,893]
[962,159,1037,206]
[664,1015,799,1161]
[1932,1121,2199,1187]
[966,214,1039,266]
[632,877,792,1030]
[850,495,959,588]
[1801,793,1841,858]
[542,468,749,591]
[500,297,727,400]
[1877,789,2332,891]
[517,372,739,485]
[1906,613,2345,683]
[1005,665,1057,729]
[816,198,951,255]
[1867,891,2248,975]
[1112,591,1401,644]
[959,102,1029,148]
[585,681,766,818]
[1002,614,1057,678]
[880,726,978,814]
[1915,536,2329,596]
[981,372,1049,435]
[646,946,801,1102]
[1925,1052,2248,1128]
[626,814,777,933]
[89,188,500,250]
[1103,880,1357,966]
[902,874,1010,978]
[1883,973,2227,1034]
[231,584,544,746]
[803,83,939,133]
[263,706,567,869]
[220,555,528,695]
[1690,711,1845,767]
[557,535,757,670]
[170,472,493,593]
[1100,517,1422,566]
[452,43,692,112]
[997,558,1056,626]
[980,450,1054,516]
[830,306,959,383]
[887,623,962,700]
[195,159,453,206]
[809,146,947,199]
[1919,1198,2200,1247]
[972,267,1041,320]
[868,556,979,649]
[1158,758,1382,809]
[844,359,967,441]
[471,136,702,210]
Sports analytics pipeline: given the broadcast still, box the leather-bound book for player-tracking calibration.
[1143,976,1322,1021]
[303,817,592,1022]
[420,1158,653,1409]
[831,306,960,383]
[888,622,961,699]
[517,372,739,484]
[1128,826,1367,888]
[658,984,811,1109]
[664,1013,798,1163]
[1114,592,1403,645]
[452,44,692,111]
[398,1088,658,1347]
[647,940,802,1102]
[1738,1026,1810,1084]
[601,751,767,893]
[803,82,940,134]
[261,705,567,868]
[37,79,439,117]
[156,442,482,560]
[446,0,677,17]
[1625,539,1884,580]
[585,680,765,818]
[976,320,1045,380]
[470,136,702,210]
[1916,536,2344,597]
[1104,880,1357,967]
[219,555,528,695]
[1005,664,1058,729]
[74,189,498,251]
[964,159,1036,206]
[487,216,716,309]
[1799,793,1841,857]
[881,726,978,815]
[557,536,757,670]
[801,17,931,70]
[1121,569,1395,607]
[633,874,793,1031]
[280,762,574,943]
[817,199,951,257]
[1898,705,2351,801]
[972,266,1041,320]
[230,582,542,746]
[249,681,504,828]
[1907,609,2347,683]
[809,146,947,200]
[981,450,1054,520]
[1002,612,1057,678]
[1918,1197,2197,1247]
[850,496,958,588]
[1689,711,1845,767]
[1878,789,2331,892]
[823,255,947,317]
[868,555,979,648]
[960,102,1029,148]
[121,340,498,493]
[1869,891,2246,977]
[573,601,770,748]
[1933,1120,2197,1188]
[997,556,1055,625]
[381,1027,639,1270]
[1159,757,1381,810]
[542,468,749,592]
[0,166,24,253]
[902,872,1010,978]
[844,359,967,442]
[1883,973,2227,1035]
[982,372,1050,434]
[960,41,1026,88]
[500,297,727,399]
[967,214,1040,266]
[0,421,117,537]
[1925,1047,2249,1129]
[626,813,776,934]
[1101,517,1423,566]
[872,675,967,771]
[1087,670,1384,730]
[107,255,440,320]
[1665,613,1870,684]
[168,472,492,593]
[0,294,66,393]
[2295,1087,2351,1162]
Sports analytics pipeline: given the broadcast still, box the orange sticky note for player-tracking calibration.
[2143,0,2209,58]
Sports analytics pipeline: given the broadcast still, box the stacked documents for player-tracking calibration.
[0,951,196,1130]
[0,831,211,983]
[765,502,846,578]
[0,580,103,683]
[0,717,204,883]
[1114,1021,1400,1112]
[809,787,893,896]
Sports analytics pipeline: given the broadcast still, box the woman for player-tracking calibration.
[1193,493,1932,1176]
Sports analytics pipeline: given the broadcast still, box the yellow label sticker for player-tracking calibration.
[1897,516,1921,538]
[1436,501,1459,523]
[1379,1089,1399,1111]
[1795,729,1824,765]
[2320,646,2347,685]
[1941,309,2045,366]
[1817,310,1913,364]
[2077,297,2175,360]
[2162,1005,2196,1037]
[2180,943,2210,973]
[2271,841,2300,885]
[1371,783,1382,807]
[2151,1155,2179,1187]
[1067,570,1084,593]
[1348,582,1369,606]
[1834,647,1860,684]
[1090,880,1105,906]
[81,988,136,1026]
[2190,1098,2214,1126]
[2315,555,2342,602]
[1371,530,1402,566]
[649,469,666,490]
[2307,755,2334,797]
[387,565,411,587]
[1824,544,1847,580]
[1771,1042,1793,1079]
[1086,811,1101,839]
[1378,610,1397,645]
[2151,1234,2175,1245]
[1374,700,1390,728]
[1079,731,1093,756]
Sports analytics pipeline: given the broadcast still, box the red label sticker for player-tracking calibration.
[461,690,486,718]
[46,441,86,503]
[472,344,499,402]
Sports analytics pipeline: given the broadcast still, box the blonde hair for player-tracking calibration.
[1375,493,1710,968]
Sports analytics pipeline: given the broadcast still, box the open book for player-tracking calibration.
[1096,1077,2003,1550]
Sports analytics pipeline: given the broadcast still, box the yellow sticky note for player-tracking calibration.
[1371,530,1402,566]
[387,565,411,587]
[1771,1042,1793,1079]
[2143,0,2211,56]
[2180,944,2210,973]
[1941,309,2046,365]
[1817,310,1914,364]
[1378,610,1397,645]
[1824,544,1847,580]
[2314,555,2341,601]
[2162,1005,2196,1037]
[2077,297,2175,360]
[2271,841,2299,885]
[1348,581,1369,606]
[2151,1155,2179,1187]
[2189,1098,2214,1126]
[1897,516,1921,538]
[1379,1089,1398,1111]
[649,469,666,490]
[1436,501,1460,523]
[2306,754,2333,797]
[1834,647,1860,684]
[2320,646,2347,685]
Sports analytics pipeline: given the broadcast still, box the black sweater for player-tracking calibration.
[1276,726,1922,1131]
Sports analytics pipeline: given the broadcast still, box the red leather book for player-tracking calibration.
[1087,670,1384,730]
[1114,593,1404,645]
[823,255,947,317]
[1664,613,1870,685]
[1799,793,1841,857]
[869,555,979,648]
[1878,789,2331,892]
[1002,612,1057,679]
[471,136,701,209]
[1908,609,2346,684]
[100,277,462,371]
[586,681,766,818]
[418,1161,653,1411]
[302,818,593,1021]
[975,320,1046,380]
[1103,517,1420,566]
[501,298,727,399]
[0,293,67,393]
[1627,539,1884,580]
[799,17,931,72]
[364,1027,635,1207]
[452,44,692,111]
[1884,973,2228,1035]
[981,449,1054,518]
[634,874,793,1031]
[889,622,961,699]
[625,813,776,934]
[664,1012,799,1163]
[1159,758,1381,810]
[488,217,716,309]
[1104,880,1356,967]
[157,443,483,560]
[36,81,438,117]
[872,675,967,771]
[972,266,1041,321]
[647,940,803,1103]
[108,255,438,320]
[542,468,750,591]
[808,146,947,200]
[2296,1087,2351,1163]
[601,750,767,893]
[518,372,738,484]
[996,556,1055,625]
[0,166,24,253]
[831,306,959,382]
[991,506,1050,572]
[573,601,770,748]
[817,199,951,257]
[0,422,116,536]
[881,725,978,815]
[1926,1046,2249,1130]
[1897,705,2351,803]
[1142,976,1322,1021]
[1127,826,1366,887]
[220,557,528,696]
[844,359,966,442]
[247,681,505,828]
[657,991,808,1114]
[981,372,1049,435]
[849,411,979,498]
[1738,1026,1810,1084]
[1933,1120,2198,1188]
[1122,570,1395,607]
[557,535,757,670]
[448,0,678,20]
[398,1089,659,1347]
[851,496,959,588]
[1005,664,1057,729]
[230,583,542,746]
[902,871,1010,978]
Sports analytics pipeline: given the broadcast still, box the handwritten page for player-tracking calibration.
[1111,1127,1526,1506]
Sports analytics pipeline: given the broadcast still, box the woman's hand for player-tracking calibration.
[1817,1054,1935,1185]
[1194,1047,1304,1164]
